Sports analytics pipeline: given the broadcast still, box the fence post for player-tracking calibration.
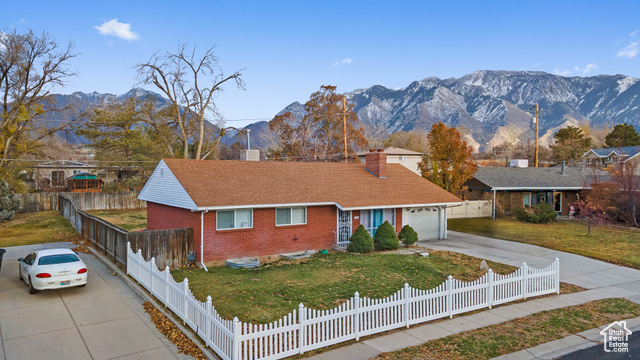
[150,258,156,297]
[298,303,306,354]
[403,283,410,328]
[522,262,528,299]
[354,292,360,341]
[555,258,560,294]
[447,275,453,318]
[487,269,494,309]
[205,296,212,345]
[136,249,143,281]
[182,278,189,325]
[164,266,170,306]
[232,317,241,360]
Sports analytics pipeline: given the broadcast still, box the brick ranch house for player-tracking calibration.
[138,152,462,266]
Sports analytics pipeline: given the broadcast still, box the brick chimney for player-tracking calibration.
[365,149,387,178]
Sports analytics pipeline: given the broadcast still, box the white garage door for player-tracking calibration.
[410,208,440,240]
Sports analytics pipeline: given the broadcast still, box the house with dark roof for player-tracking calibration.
[357,147,424,175]
[463,165,590,218]
[582,146,640,173]
[138,151,462,265]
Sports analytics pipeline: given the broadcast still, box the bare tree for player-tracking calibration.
[610,160,640,227]
[136,44,244,159]
[0,29,76,166]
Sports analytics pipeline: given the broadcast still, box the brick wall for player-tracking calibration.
[148,202,337,263]
[148,203,406,264]
[147,201,202,257]
[202,206,337,262]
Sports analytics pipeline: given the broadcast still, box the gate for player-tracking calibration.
[335,209,352,248]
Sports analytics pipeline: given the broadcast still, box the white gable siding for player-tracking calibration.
[138,160,198,210]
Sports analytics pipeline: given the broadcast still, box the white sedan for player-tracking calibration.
[19,248,88,294]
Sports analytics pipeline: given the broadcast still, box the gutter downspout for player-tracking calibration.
[493,189,496,221]
[200,210,209,272]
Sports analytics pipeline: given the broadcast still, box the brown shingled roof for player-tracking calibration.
[162,158,461,209]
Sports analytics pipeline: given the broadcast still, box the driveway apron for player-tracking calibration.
[0,243,191,360]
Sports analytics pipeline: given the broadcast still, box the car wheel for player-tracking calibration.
[28,276,38,294]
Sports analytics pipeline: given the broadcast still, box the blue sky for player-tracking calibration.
[5,1,640,127]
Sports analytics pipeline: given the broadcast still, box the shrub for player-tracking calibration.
[398,225,418,246]
[514,203,556,224]
[347,225,374,253]
[0,179,22,221]
[374,221,399,251]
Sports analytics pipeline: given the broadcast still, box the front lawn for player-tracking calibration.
[0,211,78,247]
[87,209,147,231]
[173,250,544,324]
[378,298,640,360]
[449,218,640,269]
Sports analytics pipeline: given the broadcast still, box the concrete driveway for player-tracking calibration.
[0,243,191,360]
[423,231,640,300]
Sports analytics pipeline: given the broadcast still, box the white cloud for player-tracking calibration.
[617,42,639,58]
[574,64,599,75]
[553,68,570,76]
[94,18,139,41]
[616,30,638,58]
[332,58,352,67]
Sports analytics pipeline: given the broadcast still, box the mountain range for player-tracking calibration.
[44,70,640,151]
[280,70,640,150]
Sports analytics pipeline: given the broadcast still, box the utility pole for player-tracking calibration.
[343,97,347,163]
[534,103,539,167]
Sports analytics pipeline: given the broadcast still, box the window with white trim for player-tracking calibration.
[276,207,306,226]
[217,209,253,230]
[523,193,531,206]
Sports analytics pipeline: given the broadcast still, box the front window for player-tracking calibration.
[523,193,531,207]
[276,207,306,226]
[217,209,253,230]
[360,208,395,236]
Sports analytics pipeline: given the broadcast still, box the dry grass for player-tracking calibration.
[377,298,640,360]
[0,211,79,247]
[87,209,147,231]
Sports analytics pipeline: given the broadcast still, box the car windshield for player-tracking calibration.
[38,254,80,265]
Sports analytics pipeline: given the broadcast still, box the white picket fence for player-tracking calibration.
[126,243,560,360]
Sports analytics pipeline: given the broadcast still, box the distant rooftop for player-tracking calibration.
[585,146,640,158]
[471,166,594,190]
[357,147,424,156]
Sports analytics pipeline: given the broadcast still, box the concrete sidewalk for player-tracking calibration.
[0,242,193,360]
[305,231,640,360]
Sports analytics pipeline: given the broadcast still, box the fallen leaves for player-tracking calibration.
[143,302,207,360]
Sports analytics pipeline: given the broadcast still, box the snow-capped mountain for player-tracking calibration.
[279,71,640,150]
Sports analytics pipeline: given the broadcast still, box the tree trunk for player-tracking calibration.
[588,218,591,233]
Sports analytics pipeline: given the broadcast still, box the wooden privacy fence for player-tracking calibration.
[17,191,146,213]
[127,243,560,360]
[59,194,192,269]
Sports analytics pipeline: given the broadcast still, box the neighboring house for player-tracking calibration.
[139,151,462,265]
[463,164,590,217]
[582,146,640,174]
[33,160,95,191]
[357,147,424,175]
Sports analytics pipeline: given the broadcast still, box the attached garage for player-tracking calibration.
[408,207,441,240]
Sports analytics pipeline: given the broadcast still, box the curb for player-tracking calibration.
[87,246,219,360]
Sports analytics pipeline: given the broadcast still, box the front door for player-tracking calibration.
[554,192,562,213]
[336,209,352,247]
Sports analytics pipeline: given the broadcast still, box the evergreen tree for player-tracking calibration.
[550,126,592,163]
[0,179,22,221]
[373,221,399,251]
[347,225,374,253]
[604,123,640,148]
